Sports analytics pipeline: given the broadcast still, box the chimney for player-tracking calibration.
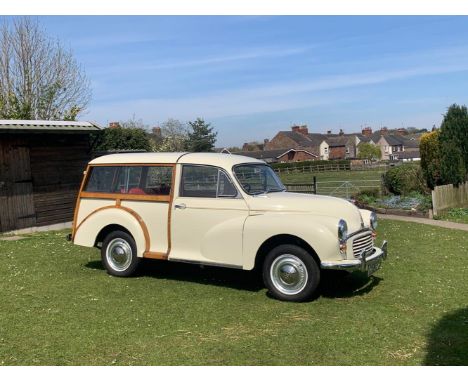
[298,125,309,135]
[339,128,344,136]
[291,125,300,133]
[326,130,332,135]
[362,127,372,137]
[152,126,162,137]
[380,127,388,135]
[109,121,120,129]
[396,128,407,136]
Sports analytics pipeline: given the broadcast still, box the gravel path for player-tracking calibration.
[378,214,468,232]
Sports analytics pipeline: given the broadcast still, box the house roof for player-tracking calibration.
[276,148,319,158]
[0,120,101,132]
[395,150,421,159]
[232,149,287,160]
[326,136,350,147]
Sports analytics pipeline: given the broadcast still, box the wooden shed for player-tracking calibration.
[0,120,100,233]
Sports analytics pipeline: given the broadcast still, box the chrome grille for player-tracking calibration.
[352,232,373,258]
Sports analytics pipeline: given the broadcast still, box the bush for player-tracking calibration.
[438,104,468,186]
[420,130,441,189]
[383,164,428,195]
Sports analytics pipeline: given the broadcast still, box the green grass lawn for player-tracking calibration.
[278,169,385,197]
[435,208,468,224]
[0,220,467,365]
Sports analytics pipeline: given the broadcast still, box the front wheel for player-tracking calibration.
[101,230,141,277]
[263,244,320,302]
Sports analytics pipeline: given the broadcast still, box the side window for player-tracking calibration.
[180,165,237,198]
[85,167,118,193]
[85,165,173,196]
[217,170,237,197]
[145,167,173,195]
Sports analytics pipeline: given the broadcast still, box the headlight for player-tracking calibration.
[338,219,348,242]
[370,211,378,230]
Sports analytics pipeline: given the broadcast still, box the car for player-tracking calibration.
[70,152,387,302]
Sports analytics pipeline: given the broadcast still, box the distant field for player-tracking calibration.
[278,169,385,197]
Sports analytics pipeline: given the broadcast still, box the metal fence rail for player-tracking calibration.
[275,163,389,175]
[285,179,382,198]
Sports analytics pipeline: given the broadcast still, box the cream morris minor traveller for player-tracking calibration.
[70,152,387,302]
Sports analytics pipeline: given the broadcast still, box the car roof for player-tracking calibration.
[89,152,265,167]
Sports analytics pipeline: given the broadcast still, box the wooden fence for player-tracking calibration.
[432,181,468,216]
[284,177,383,198]
[275,163,389,175]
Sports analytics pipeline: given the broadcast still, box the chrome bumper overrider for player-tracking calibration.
[321,240,388,273]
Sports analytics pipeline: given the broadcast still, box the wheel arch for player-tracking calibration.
[254,234,321,271]
[73,207,147,257]
[95,224,132,248]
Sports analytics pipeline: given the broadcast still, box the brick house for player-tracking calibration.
[265,125,329,160]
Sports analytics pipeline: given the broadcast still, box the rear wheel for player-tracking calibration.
[263,244,320,302]
[101,230,141,277]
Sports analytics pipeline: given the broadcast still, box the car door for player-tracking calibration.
[169,164,249,267]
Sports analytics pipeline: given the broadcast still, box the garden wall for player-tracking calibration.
[432,181,468,216]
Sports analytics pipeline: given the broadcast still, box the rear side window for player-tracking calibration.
[180,165,237,198]
[85,166,173,195]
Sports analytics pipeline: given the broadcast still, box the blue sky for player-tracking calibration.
[31,16,468,146]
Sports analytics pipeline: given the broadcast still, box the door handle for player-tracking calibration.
[174,203,186,210]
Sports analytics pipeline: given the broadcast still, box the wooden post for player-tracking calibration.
[313,176,317,194]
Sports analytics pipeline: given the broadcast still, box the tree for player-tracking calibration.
[438,104,468,185]
[92,119,153,152]
[187,118,217,152]
[420,130,442,189]
[357,143,381,161]
[156,118,189,152]
[0,17,91,120]
[440,139,466,186]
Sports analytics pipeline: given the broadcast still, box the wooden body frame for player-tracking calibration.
[72,163,176,260]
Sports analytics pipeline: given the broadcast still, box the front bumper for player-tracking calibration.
[321,240,388,273]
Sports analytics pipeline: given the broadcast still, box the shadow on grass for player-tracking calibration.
[86,260,383,299]
[424,307,468,365]
[320,270,382,298]
[85,259,264,292]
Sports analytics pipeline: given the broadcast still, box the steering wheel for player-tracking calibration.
[244,184,251,192]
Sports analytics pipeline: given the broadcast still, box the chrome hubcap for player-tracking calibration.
[106,238,132,272]
[270,254,308,295]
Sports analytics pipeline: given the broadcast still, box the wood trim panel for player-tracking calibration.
[74,204,151,252]
[166,165,177,257]
[71,165,91,240]
[80,192,171,202]
[143,252,168,260]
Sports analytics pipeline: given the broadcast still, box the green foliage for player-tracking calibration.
[357,143,382,161]
[91,127,152,152]
[438,104,468,186]
[440,139,466,186]
[383,164,428,195]
[271,159,351,170]
[187,118,217,152]
[420,131,441,189]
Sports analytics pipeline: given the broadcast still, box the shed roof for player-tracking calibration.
[0,120,100,132]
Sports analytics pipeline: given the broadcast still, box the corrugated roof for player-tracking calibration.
[0,120,100,131]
